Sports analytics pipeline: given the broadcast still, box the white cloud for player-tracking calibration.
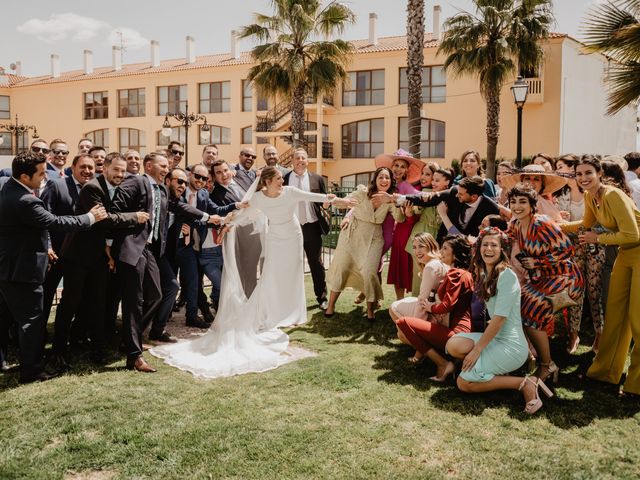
[17,13,109,43]
[107,27,148,50]
[16,13,148,50]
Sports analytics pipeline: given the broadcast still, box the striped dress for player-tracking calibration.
[508,214,584,335]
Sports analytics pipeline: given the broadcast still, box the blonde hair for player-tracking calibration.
[412,232,440,270]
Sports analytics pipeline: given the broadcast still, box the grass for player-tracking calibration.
[1,272,640,479]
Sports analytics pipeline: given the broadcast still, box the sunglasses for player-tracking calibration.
[193,173,208,182]
[31,146,51,155]
[242,153,257,159]
[173,178,188,186]
[171,149,184,156]
[52,149,69,156]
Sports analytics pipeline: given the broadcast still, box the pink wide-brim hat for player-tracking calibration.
[374,149,426,185]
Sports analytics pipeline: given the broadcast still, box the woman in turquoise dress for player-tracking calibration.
[446,228,552,415]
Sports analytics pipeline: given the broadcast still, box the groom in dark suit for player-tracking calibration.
[0,152,106,383]
[284,148,329,309]
[405,176,500,242]
[109,152,171,373]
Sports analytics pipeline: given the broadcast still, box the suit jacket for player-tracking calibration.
[407,187,500,241]
[232,164,257,192]
[0,177,91,284]
[40,176,81,253]
[46,162,65,179]
[283,170,330,234]
[210,182,244,206]
[180,189,236,251]
[60,176,140,266]
[110,174,168,266]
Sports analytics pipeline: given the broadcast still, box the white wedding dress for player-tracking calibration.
[150,183,331,378]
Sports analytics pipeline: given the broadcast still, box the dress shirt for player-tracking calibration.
[460,196,482,228]
[293,170,318,225]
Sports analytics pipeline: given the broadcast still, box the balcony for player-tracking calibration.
[525,77,544,103]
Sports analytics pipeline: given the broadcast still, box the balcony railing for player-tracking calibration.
[524,77,544,103]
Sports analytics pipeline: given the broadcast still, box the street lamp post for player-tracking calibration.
[510,76,529,169]
[0,115,39,155]
[161,100,209,167]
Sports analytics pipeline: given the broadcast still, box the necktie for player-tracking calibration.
[108,187,115,200]
[459,203,470,227]
[152,184,161,241]
[76,183,82,194]
[296,174,307,224]
[33,188,40,197]
[188,192,196,206]
[59,171,64,178]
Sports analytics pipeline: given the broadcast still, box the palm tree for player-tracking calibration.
[406,0,425,159]
[239,0,355,148]
[437,0,553,179]
[582,0,640,115]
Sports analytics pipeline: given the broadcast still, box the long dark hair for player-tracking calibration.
[442,234,472,269]
[256,165,278,191]
[602,160,632,197]
[368,167,397,198]
[470,228,511,301]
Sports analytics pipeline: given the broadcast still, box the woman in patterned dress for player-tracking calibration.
[507,184,584,383]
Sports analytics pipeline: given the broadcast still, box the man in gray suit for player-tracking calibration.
[233,148,257,192]
[0,152,106,383]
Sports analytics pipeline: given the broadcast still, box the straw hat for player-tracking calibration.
[374,149,426,185]
[502,164,568,195]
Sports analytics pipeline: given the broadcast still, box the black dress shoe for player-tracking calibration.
[149,331,178,343]
[201,311,215,325]
[19,371,57,384]
[186,319,210,329]
[49,352,71,373]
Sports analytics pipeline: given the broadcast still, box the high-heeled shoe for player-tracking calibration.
[353,292,365,305]
[519,376,554,415]
[526,354,537,374]
[537,361,559,384]
[429,361,456,382]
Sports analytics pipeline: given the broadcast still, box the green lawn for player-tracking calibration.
[1,274,639,479]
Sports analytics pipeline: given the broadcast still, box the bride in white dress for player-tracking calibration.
[150,166,354,378]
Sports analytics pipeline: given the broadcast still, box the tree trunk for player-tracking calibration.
[406,0,425,159]
[290,82,306,149]
[485,86,501,180]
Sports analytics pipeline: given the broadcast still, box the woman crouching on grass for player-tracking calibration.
[446,228,552,415]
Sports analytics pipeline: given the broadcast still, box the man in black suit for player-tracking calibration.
[53,154,148,366]
[0,152,106,383]
[211,159,262,297]
[404,176,501,242]
[40,154,96,342]
[283,148,329,309]
[233,148,257,192]
[108,152,174,372]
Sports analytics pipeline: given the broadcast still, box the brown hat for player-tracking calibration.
[374,149,426,185]
[502,164,568,195]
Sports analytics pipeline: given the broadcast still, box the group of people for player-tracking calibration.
[0,137,351,382]
[1,140,639,413]
[325,148,638,413]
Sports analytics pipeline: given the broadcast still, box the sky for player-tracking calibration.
[1,0,600,77]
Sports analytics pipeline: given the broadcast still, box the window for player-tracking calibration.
[84,129,109,150]
[343,70,385,106]
[157,126,186,147]
[398,117,445,158]
[341,118,384,158]
[0,131,28,155]
[119,88,145,117]
[158,85,187,115]
[341,172,375,189]
[199,125,230,145]
[0,95,9,119]
[243,80,269,112]
[199,82,230,113]
[119,128,146,155]
[84,91,108,119]
[399,66,446,104]
[303,121,329,157]
[241,126,268,144]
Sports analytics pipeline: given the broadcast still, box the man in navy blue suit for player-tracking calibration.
[176,164,239,328]
[0,152,106,383]
[45,138,70,180]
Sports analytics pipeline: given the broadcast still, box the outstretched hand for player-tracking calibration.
[89,204,108,222]
[333,196,358,208]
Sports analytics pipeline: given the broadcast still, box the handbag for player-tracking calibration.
[545,288,578,313]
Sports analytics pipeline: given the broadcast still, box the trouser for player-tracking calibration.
[587,244,640,394]
[302,221,326,303]
[118,248,162,362]
[177,246,223,322]
[150,254,179,337]
[41,260,64,332]
[199,247,223,310]
[396,316,454,355]
[53,259,108,355]
[0,281,46,380]
[568,242,605,334]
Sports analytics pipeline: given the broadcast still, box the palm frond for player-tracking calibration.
[316,2,356,37]
[604,61,640,114]
[581,1,638,55]
[238,24,271,43]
